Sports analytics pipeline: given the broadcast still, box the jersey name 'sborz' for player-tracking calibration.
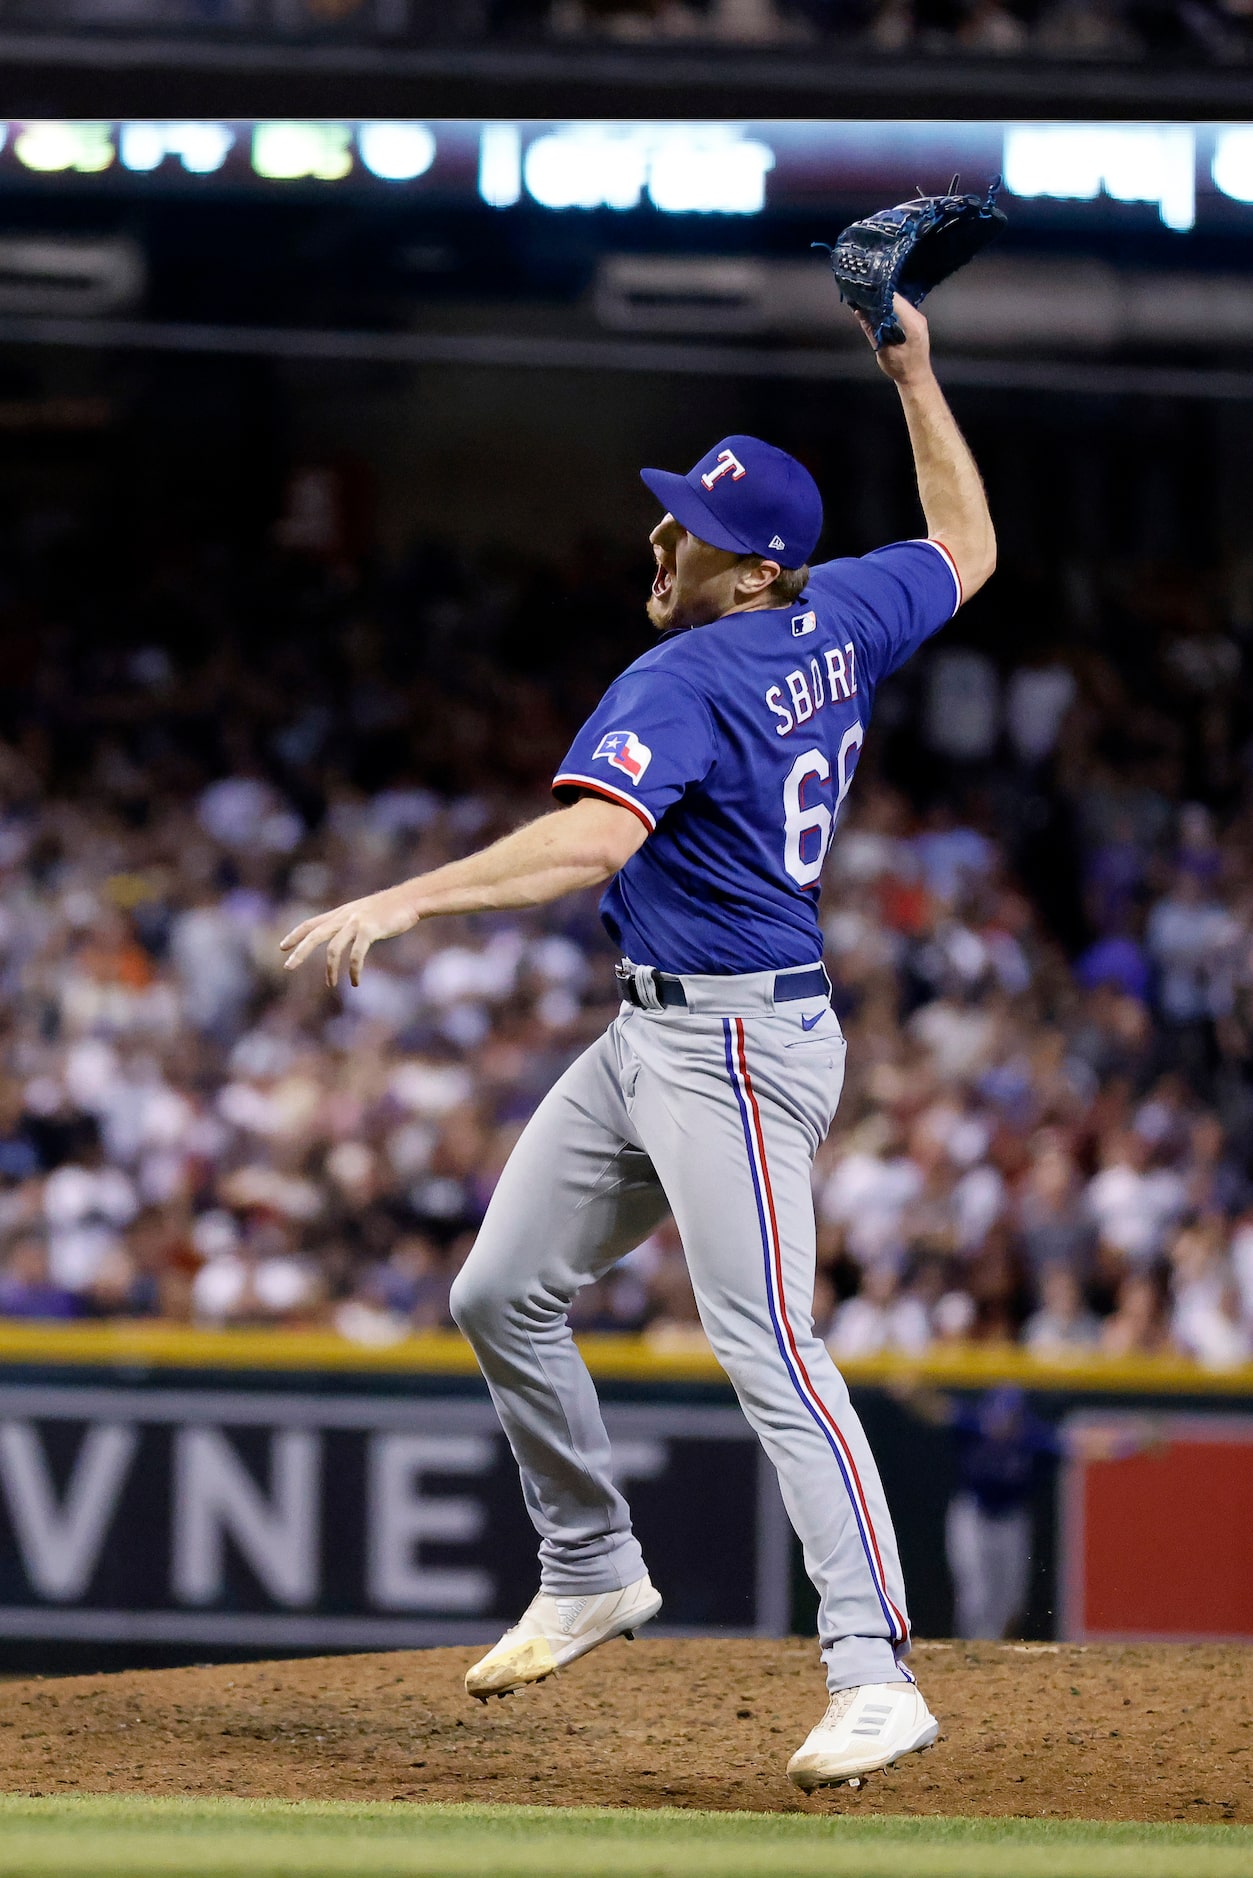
[767,640,857,738]
[594,730,653,783]
[553,538,961,977]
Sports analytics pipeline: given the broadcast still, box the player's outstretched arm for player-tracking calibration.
[280,795,646,988]
[856,293,996,602]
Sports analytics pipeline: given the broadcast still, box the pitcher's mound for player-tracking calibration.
[1,1638,1248,1821]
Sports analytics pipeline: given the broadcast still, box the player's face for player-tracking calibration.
[646,515,746,632]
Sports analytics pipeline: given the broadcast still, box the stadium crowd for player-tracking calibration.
[23,0,1253,61]
[0,484,1251,1373]
[528,0,1253,60]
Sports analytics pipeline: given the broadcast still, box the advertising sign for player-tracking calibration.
[1060,1413,1253,1643]
[0,1381,789,1654]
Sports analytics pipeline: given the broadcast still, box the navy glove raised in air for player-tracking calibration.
[816,178,1007,349]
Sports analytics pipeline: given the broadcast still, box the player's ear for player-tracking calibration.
[739,556,781,599]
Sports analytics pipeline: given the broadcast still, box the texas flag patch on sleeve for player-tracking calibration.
[593,730,653,784]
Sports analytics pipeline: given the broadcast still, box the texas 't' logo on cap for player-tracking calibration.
[701,449,747,490]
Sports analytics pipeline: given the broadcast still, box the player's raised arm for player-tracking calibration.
[280,795,646,988]
[857,293,996,603]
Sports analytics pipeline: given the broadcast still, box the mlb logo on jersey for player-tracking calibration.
[791,611,817,638]
[593,730,653,784]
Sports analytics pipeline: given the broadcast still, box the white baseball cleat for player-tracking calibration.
[786,1681,939,1791]
[464,1573,662,1700]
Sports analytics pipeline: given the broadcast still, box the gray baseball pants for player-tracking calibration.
[449,966,914,1692]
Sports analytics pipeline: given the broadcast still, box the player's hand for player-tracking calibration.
[280,884,420,989]
[855,293,932,384]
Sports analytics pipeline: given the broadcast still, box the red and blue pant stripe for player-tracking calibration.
[722,1014,910,1654]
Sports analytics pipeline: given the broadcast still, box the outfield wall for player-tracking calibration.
[0,1325,1248,1672]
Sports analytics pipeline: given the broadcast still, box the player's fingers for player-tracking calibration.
[282,921,339,973]
[348,929,373,988]
[282,903,353,957]
[279,917,321,952]
[324,920,355,990]
[892,292,927,334]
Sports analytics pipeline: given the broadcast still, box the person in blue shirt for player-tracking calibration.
[946,1386,1061,1641]
[282,293,996,1791]
[900,1383,1154,1642]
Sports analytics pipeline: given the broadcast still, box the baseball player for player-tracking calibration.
[281,292,995,1790]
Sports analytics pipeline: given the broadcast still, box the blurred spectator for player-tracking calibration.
[1100,1271,1172,1357]
[1168,1219,1250,1368]
[1085,1132,1185,1266]
[0,1232,78,1320]
[828,1259,931,1358]
[1023,1263,1100,1356]
[1017,1143,1092,1277]
[1146,872,1240,1029]
[191,1218,319,1326]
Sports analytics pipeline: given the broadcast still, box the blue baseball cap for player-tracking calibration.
[640,434,823,567]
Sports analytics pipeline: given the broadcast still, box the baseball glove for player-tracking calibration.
[815,176,1007,349]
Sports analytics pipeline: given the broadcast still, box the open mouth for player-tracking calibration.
[651,561,673,601]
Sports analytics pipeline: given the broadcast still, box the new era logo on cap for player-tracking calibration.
[639,434,823,566]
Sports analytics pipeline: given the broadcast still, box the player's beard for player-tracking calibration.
[646,562,717,633]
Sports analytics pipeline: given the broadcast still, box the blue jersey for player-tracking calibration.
[553,539,961,975]
[951,1403,1062,1517]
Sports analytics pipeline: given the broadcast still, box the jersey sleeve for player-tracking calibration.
[808,539,962,688]
[552,667,716,833]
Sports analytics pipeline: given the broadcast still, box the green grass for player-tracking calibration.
[0,1798,1248,1878]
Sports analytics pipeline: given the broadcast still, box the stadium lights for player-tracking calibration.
[477,121,776,214]
[649,130,775,216]
[5,119,1253,232]
[119,123,234,175]
[357,122,436,183]
[12,122,115,175]
[515,124,774,216]
[251,122,354,182]
[1002,123,1196,232]
[478,125,522,209]
[1212,126,1253,205]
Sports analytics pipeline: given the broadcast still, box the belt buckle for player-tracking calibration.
[614,962,640,1007]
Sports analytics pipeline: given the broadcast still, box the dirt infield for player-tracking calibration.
[0,1639,1248,1823]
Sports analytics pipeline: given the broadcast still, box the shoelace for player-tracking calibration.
[820,1688,859,1728]
[496,1590,599,1646]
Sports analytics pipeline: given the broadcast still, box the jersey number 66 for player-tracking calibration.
[782,726,864,889]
